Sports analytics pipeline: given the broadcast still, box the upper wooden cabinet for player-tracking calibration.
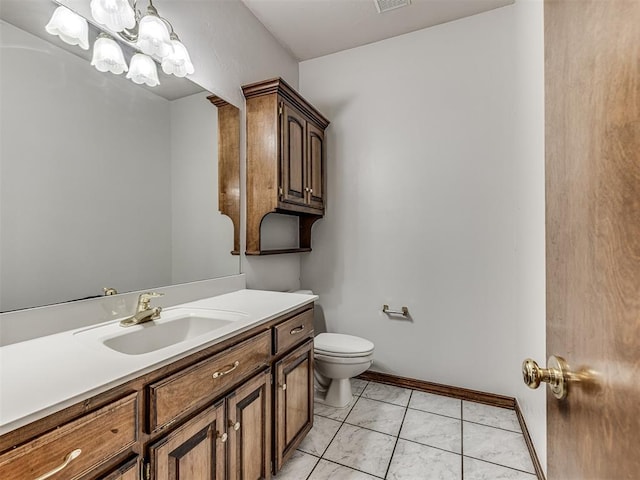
[243,78,329,255]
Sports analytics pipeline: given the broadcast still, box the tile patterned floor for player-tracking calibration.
[274,379,537,480]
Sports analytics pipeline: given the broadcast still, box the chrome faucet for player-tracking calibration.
[120,292,164,327]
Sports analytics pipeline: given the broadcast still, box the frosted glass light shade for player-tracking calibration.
[45,6,89,50]
[90,0,135,32]
[161,39,194,77]
[136,15,172,58]
[91,36,128,74]
[126,54,160,86]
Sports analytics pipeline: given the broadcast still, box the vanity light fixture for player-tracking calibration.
[45,5,89,50]
[126,53,160,86]
[135,3,173,57]
[45,1,194,87]
[161,33,194,77]
[90,0,136,32]
[91,33,128,74]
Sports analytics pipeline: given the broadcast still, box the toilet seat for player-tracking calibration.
[314,333,374,357]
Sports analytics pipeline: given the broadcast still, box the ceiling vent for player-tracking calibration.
[374,0,411,14]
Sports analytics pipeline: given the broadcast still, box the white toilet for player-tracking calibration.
[314,332,375,408]
[292,290,375,408]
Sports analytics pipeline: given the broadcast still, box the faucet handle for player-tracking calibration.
[138,292,164,305]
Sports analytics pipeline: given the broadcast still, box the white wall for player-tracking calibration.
[299,0,546,469]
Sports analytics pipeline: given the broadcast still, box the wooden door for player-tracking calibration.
[273,340,314,472]
[149,401,226,480]
[227,370,271,480]
[306,122,325,212]
[280,102,307,208]
[545,1,640,479]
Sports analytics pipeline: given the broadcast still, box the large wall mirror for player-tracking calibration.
[0,1,240,312]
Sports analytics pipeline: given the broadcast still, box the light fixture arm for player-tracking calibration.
[117,0,180,44]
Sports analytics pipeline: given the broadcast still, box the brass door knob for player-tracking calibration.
[522,355,569,399]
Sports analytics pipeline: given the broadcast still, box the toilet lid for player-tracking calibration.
[314,333,374,356]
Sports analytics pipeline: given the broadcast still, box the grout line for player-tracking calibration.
[405,405,462,421]
[317,458,385,479]
[462,455,538,476]
[462,419,525,435]
[303,453,321,480]
[382,390,411,479]
[397,437,462,456]
[461,398,464,480]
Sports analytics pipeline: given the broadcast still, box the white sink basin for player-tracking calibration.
[75,307,248,355]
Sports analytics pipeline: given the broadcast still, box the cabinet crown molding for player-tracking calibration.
[242,77,330,129]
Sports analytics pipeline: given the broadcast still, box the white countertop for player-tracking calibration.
[0,289,317,435]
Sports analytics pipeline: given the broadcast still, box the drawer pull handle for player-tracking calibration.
[229,420,241,431]
[217,431,228,443]
[290,325,305,335]
[212,361,240,379]
[34,448,82,480]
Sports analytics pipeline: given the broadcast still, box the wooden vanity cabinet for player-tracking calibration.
[149,369,271,480]
[0,304,316,480]
[243,78,329,255]
[99,457,142,480]
[271,309,315,473]
[0,393,139,480]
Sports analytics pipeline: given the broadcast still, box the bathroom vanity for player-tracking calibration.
[0,290,316,480]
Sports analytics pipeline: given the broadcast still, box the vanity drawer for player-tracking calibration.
[273,308,314,355]
[0,393,138,480]
[148,330,271,431]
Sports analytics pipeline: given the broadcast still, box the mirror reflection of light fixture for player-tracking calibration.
[91,33,128,74]
[45,5,89,50]
[162,34,195,77]
[45,1,194,87]
[126,53,160,86]
[135,4,173,57]
[90,0,135,32]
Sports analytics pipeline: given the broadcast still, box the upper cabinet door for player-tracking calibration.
[281,102,307,208]
[306,123,325,212]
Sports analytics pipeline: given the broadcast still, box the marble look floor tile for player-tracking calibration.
[323,423,396,477]
[345,397,406,436]
[314,397,357,422]
[298,415,342,457]
[462,401,521,432]
[409,391,461,419]
[399,408,461,454]
[361,382,411,406]
[308,459,380,480]
[463,457,537,479]
[351,378,369,396]
[274,450,319,479]
[387,439,461,480]
[463,422,535,474]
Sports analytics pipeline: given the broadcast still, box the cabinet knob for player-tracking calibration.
[217,431,228,443]
[229,420,241,431]
[281,383,287,391]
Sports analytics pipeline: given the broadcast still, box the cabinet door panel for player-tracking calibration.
[149,401,226,480]
[227,370,271,480]
[306,123,325,211]
[274,340,314,471]
[99,457,141,480]
[281,102,307,207]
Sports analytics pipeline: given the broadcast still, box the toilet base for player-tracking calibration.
[320,378,353,408]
